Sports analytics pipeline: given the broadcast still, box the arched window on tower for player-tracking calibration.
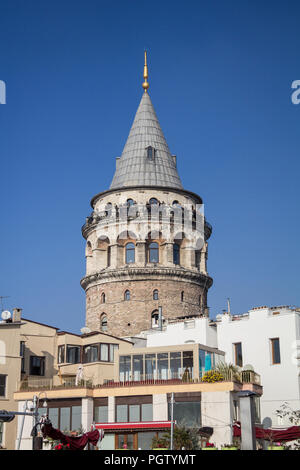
[86,241,92,257]
[105,203,112,217]
[101,293,105,304]
[173,243,180,265]
[124,290,130,301]
[181,291,184,302]
[195,250,201,270]
[151,310,159,328]
[125,242,135,264]
[107,246,111,267]
[153,289,159,300]
[100,313,107,332]
[149,198,159,205]
[126,198,135,207]
[149,242,159,263]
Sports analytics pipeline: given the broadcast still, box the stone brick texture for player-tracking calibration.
[85,278,207,337]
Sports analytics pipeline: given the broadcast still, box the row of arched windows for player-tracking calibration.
[125,241,160,264]
[105,198,185,209]
[100,289,160,303]
[100,310,162,332]
[99,292,203,332]
[125,242,180,265]
[100,290,202,304]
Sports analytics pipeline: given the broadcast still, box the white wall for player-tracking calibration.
[146,317,218,348]
[201,391,234,448]
[217,308,300,427]
[153,394,168,421]
[145,307,300,429]
[108,396,115,422]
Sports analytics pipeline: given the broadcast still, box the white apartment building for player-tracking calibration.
[144,305,300,428]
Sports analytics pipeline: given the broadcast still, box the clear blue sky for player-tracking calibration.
[0,0,299,332]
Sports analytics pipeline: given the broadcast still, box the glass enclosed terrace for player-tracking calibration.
[119,345,225,382]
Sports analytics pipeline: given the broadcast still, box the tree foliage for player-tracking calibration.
[151,424,200,450]
[275,402,300,450]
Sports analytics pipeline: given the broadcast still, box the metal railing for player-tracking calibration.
[19,378,53,390]
[18,369,261,392]
[241,370,261,385]
[206,369,261,385]
[18,377,94,391]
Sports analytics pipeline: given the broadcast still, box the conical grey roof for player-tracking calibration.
[110,92,183,189]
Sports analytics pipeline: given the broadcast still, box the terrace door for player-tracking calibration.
[115,433,137,450]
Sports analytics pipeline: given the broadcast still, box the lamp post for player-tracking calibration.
[170,393,174,450]
[32,392,48,450]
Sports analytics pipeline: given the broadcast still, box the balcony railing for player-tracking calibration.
[19,377,53,391]
[17,369,260,392]
[18,377,93,391]
[241,370,261,385]
[204,369,261,385]
[82,203,212,240]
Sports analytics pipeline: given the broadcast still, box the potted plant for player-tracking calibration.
[151,436,169,450]
[267,442,284,450]
[152,425,200,450]
[202,442,217,450]
[221,443,238,450]
[116,444,128,450]
[201,370,224,383]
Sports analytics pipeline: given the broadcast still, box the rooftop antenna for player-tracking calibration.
[0,296,10,312]
[227,298,231,315]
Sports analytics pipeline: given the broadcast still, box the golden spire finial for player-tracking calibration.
[142,50,149,93]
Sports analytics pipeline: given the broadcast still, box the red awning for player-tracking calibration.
[233,422,300,442]
[95,421,172,431]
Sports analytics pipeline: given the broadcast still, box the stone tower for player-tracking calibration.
[81,53,213,337]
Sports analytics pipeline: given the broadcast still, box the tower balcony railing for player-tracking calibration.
[82,203,212,240]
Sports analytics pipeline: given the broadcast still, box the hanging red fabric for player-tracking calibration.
[233,422,300,442]
[42,423,101,450]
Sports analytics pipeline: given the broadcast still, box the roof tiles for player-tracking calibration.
[110,92,183,189]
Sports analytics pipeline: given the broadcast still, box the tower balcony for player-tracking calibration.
[82,202,212,241]
[80,265,213,291]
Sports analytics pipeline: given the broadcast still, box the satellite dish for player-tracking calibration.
[80,326,91,335]
[1,310,11,321]
[216,314,223,321]
[243,364,254,372]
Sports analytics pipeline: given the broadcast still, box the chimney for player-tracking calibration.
[12,308,22,323]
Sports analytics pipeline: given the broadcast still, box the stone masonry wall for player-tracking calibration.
[85,277,207,337]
